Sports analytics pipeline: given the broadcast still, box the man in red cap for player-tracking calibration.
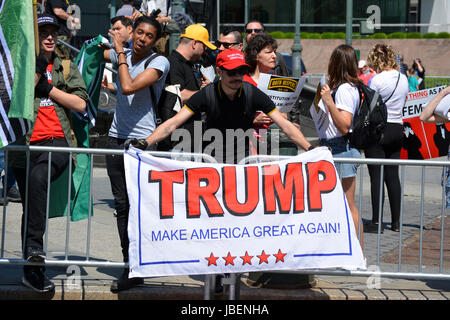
[135,49,313,162]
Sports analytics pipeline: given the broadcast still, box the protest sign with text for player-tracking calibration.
[257,74,306,113]
[401,86,449,159]
[125,147,366,278]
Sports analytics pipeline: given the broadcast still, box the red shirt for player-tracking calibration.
[358,70,377,86]
[243,74,274,130]
[30,61,65,143]
[243,74,257,86]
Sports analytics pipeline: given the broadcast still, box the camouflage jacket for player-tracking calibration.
[9,53,89,168]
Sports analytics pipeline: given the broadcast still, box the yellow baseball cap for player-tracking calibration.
[181,24,217,50]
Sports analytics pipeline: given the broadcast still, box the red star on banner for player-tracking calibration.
[240,251,254,265]
[257,250,270,264]
[223,252,237,266]
[205,253,219,266]
[273,249,287,263]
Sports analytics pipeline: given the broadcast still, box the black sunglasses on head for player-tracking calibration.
[245,28,263,34]
[221,66,248,77]
[215,41,240,49]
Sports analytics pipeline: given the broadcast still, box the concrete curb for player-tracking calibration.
[1,277,449,300]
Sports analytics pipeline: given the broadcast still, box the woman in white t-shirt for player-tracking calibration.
[364,44,409,233]
[313,44,363,244]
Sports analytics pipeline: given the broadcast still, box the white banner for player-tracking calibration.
[257,73,306,113]
[125,147,366,278]
[402,86,447,120]
[400,86,449,159]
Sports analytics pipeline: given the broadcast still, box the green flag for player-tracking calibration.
[49,35,106,221]
[0,0,34,147]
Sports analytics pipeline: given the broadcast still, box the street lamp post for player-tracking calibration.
[109,0,116,24]
[346,0,353,46]
[169,0,185,53]
[291,0,302,78]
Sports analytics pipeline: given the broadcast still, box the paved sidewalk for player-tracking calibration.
[0,165,449,300]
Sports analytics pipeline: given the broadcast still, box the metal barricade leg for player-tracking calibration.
[419,166,425,272]
[224,273,241,300]
[203,274,216,300]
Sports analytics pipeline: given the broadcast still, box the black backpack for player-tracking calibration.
[145,53,182,124]
[338,73,399,150]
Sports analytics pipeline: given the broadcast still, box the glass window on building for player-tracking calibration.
[220,0,410,34]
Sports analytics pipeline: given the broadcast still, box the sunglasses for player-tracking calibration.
[245,28,263,34]
[221,66,248,77]
[40,30,58,38]
[215,41,240,49]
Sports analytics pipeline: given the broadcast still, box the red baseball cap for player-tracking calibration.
[216,49,249,70]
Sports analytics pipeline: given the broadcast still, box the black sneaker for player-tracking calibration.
[25,247,46,263]
[215,274,224,294]
[22,267,55,293]
[110,269,143,292]
[7,186,21,203]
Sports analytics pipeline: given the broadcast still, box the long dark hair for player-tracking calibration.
[327,44,361,90]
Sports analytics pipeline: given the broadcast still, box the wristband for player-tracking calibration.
[118,62,128,68]
[117,51,126,58]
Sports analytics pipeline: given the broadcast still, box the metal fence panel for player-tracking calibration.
[0,146,449,300]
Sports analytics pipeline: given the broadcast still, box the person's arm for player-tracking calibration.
[320,84,353,135]
[253,112,287,126]
[52,61,88,113]
[420,86,450,123]
[268,109,312,151]
[415,59,424,74]
[253,112,272,126]
[169,62,209,104]
[180,77,210,103]
[34,60,87,113]
[145,106,194,147]
[101,75,116,93]
[180,89,198,104]
[155,14,171,24]
[52,7,70,22]
[48,87,86,113]
[103,48,112,62]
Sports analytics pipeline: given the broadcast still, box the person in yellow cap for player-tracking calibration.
[180,24,217,51]
[173,24,217,102]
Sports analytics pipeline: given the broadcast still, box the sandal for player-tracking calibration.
[391,222,400,232]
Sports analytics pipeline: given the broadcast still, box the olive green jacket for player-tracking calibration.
[9,54,89,168]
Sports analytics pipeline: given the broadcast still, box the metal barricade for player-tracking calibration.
[232,154,450,299]
[0,145,218,299]
[1,146,449,300]
[425,76,450,89]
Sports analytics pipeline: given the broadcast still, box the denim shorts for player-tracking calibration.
[320,136,361,179]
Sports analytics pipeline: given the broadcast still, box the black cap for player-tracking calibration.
[37,14,59,29]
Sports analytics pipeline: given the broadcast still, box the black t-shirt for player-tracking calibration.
[45,0,71,37]
[186,81,276,131]
[163,50,202,151]
[167,50,202,91]
[185,81,276,163]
